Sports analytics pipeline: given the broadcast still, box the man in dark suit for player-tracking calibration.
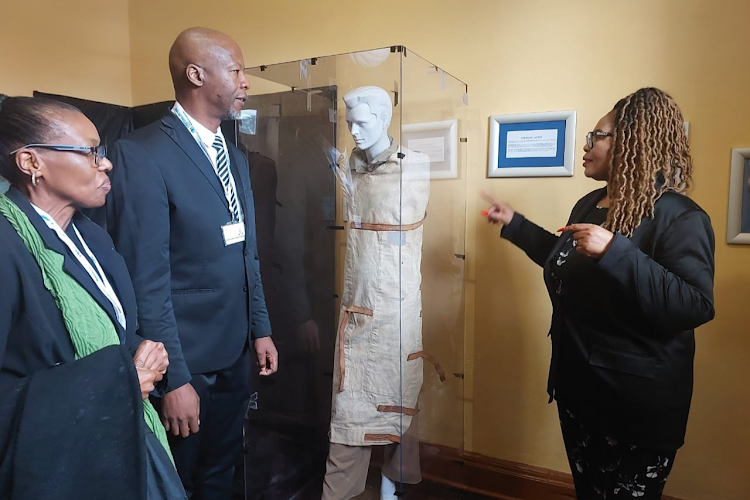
[106,27,278,500]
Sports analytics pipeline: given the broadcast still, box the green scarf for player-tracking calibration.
[0,194,173,463]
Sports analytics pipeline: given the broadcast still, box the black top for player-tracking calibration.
[502,188,715,450]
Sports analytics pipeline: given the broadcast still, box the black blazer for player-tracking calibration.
[0,186,140,371]
[502,188,715,450]
[0,186,146,499]
[106,110,271,391]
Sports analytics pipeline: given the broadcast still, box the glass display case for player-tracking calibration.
[237,46,468,500]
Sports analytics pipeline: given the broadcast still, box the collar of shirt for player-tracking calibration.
[173,101,226,163]
[349,136,398,173]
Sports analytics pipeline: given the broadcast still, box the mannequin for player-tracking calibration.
[321,86,434,500]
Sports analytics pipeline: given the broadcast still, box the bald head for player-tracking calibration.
[167,27,249,128]
[169,27,242,93]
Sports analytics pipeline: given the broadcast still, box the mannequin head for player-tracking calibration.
[343,86,392,160]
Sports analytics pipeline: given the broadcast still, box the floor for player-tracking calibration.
[236,462,496,500]
[354,468,496,500]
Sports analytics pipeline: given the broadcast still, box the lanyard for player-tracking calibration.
[171,103,243,222]
[171,102,216,166]
[32,205,126,330]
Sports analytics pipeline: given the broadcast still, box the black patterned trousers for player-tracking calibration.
[558,405,677,500]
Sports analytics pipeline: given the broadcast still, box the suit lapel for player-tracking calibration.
[570,187,606,223]
[6,188,124,339]
[74,215,132,341]
[159,111,229,210]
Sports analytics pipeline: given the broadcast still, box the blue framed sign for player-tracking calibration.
[488,110,576,178]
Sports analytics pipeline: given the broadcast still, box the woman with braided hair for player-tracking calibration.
[483,87,715,499]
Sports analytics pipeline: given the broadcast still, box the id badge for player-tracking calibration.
[222,221,245,246]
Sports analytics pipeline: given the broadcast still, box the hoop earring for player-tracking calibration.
[31,173,38,187]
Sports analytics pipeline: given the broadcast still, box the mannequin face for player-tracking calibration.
[345,103,386,151]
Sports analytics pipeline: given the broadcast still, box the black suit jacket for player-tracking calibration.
[502,188,715,450]
[0,186,146,499]
[106,110,271,391]
[0,186,140,369]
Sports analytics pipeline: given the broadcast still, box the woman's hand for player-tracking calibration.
[480,190,515,226]
[564,224,615,259]
[136,367,164,400]
[133,340,169,375]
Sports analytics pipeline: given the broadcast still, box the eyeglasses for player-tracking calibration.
[585,131,614,149]
[9,144,107,167]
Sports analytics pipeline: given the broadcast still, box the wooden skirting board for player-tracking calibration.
[372,441,682,500]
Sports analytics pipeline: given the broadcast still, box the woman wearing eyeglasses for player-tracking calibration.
[483,87,715,499]
[0,96,186,500]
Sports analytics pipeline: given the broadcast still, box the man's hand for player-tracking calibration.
[137,368,163,400]
[297,320,320,352]
[133,340,169,374]
[564,223,615,259]
[161,383,201,438]
[254,337,278,376]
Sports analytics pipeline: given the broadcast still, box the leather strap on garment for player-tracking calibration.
[337,311,349,392]
[349,214,426,232]
[345,306,373,316]
[377,405,419,416]
[407,351,446,382]
[364,434,402,444]
[338,306,374,392]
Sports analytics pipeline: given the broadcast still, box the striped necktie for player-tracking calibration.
[211,135,241,221]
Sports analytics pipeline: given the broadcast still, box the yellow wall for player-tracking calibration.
[129,1,750,499]
[5,0,748,498]
[0,0,132,105]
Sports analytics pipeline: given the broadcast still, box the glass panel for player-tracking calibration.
[399,48,468,478]
[240,47,468,500]
[239,75,338,500]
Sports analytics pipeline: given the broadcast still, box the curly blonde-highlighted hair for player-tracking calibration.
[606,87,692,237]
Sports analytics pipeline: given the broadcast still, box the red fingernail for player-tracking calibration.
[481,210,490,216]
[557,227,566,232]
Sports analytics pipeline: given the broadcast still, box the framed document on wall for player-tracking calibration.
[487,110,576,178]
[727,148,750,244]
[402,119,458,180]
